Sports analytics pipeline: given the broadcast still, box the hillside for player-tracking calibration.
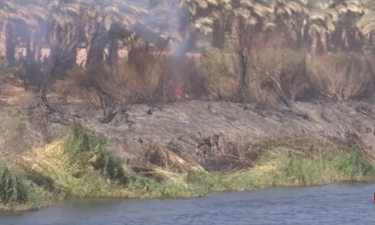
[1,82,375,167]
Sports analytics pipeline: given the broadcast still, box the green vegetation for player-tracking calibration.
[186,149,375,192]
[2,0,375,214]
[15,123,208,201]
[1,124,375,212]
[0,164,28,206]
[0,163,51,212]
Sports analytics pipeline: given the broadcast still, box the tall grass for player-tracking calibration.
[307,53,374,101]
[18,123,208,201]
[4,124,375,212]
[0,163,51,212]
[48,47,375,106]
[186,147,375,192]
[62,123,207,198]
[0,164,28,205]
[63,123,126,183]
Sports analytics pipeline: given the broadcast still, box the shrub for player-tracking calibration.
[64,123,127,183]
[0,164,28,205]
[307,53,374,101]
[50,47,375,106]
[199,48,238,101]
[54,53,169,105]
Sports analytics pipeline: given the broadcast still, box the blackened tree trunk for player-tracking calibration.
[49,21,62,68]
[5,22,16,66]
[212,14,226,49]
[0,21,7,59]
[61,23,78,70]
[86,15,105,67]
[108,38,118,63]
[26,26,37,62]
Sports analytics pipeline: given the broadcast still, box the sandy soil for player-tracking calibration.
[2,79,375,165]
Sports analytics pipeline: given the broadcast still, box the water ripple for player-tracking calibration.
[1,183,374,225]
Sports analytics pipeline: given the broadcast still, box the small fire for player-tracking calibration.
[168,78,183,101]
[174,85,182,100]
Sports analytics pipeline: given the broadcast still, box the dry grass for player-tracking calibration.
[199,134,273,173]
[133,133,375,178]
[20,140,67,179]
[133,143,206,182]
[307,53,374,101]
[197,47,309,104]
[277,49,310,101]
[247,47,285,104]
[196,48,375,104]
[4,47,375,108]
[0,105,63,158]
[0,83,34,106]
[140,143,205,173]
[54,54,173,105]
[3,124,375,211]
[197,132,372,173]
[19,139,134,198]
[11,126,210,202]
[198,48,238,100]
[0,108,39,156]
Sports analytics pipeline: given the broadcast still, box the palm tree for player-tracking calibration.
[229,0,272,50]
[302,0,338,54]
[356,0,375,53]
[184,0,233,49]
[84,0,148,66]
[14,0,47,63]
[266,0,307,49]
[0,0,27,64]
[0,0,11,58]
[0,0,15,63]
[146,0,189,57]
[145,0,232,54]
[0,0,47,66]
[330,0,366,52]
[46,0,83,69]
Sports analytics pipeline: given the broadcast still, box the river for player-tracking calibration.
[1,183,374,225]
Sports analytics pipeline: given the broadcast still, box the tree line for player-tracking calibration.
[0,0,375,70]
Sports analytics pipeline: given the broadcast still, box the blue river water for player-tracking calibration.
[1,183,374,225]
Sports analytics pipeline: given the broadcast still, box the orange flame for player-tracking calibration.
[168,78,184,101]
[174,86,182,100]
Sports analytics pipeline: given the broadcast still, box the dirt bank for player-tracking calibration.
[51,99,375,166]
[3,98,375,212]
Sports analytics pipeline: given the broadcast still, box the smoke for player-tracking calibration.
[5,0,197,66]
[128,0,195,85]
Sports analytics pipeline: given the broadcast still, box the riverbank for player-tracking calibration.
[1,122,375,212]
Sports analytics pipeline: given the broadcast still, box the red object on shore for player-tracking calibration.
[167,78,182,100]
[174,86,182,100]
